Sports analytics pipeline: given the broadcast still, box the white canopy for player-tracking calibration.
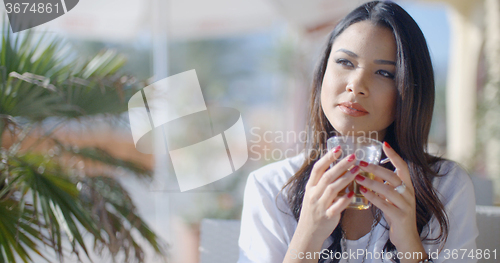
[34,0,365,41]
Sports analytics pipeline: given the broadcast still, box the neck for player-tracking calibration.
[338,130,386,142]
[341,206,379,240]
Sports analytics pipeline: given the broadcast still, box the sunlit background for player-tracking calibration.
[0,0,498,262]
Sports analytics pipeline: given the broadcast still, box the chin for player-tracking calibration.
[331,126,383,140]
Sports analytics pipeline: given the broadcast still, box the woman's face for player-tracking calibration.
[321,21,398,141]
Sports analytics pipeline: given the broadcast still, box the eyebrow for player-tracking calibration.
[374,59,396,66]
[336,48,358,58]
[335,48,396,66]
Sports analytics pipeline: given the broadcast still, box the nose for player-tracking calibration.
[346,70,370,96]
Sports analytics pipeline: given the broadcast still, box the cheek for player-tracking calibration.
[320,75,334,107]
[382,89,398,121]
[320,86,330,119]
[321,72,342,103]
[320,84,341,118]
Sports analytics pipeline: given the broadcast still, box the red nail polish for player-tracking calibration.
[350,166,360,174]
[347,191,355,198]
[347,154,356,162]
[333,145,341,153]
[384,141,391,149]
[359,161,369,167]
[355,175,365,181]
[360,186,368,193]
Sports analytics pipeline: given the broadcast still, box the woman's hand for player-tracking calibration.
[354,142,426,259]
[296,147,361,245]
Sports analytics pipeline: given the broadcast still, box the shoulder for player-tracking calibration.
[421,159,479,250]
[246,153,306,198]
[239,155,305,262]
[432,159,472,187]
[431,159,475,205]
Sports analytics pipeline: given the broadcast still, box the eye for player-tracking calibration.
[335,58,354,68]
[376,70,395,79]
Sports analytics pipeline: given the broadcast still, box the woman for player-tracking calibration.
[237,1,478,263]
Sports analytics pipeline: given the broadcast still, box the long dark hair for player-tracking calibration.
[280,1,449,262]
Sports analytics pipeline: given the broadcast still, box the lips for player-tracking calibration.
[337,102,368,117]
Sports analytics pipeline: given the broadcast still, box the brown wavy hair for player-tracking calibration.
[280,1,449,262]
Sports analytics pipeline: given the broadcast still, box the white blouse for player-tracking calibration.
[237,153,478,263]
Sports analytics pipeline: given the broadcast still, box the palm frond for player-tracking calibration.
[53,139,152,180]
[0,22,167,263]
[0,198,49,263]
[8,154,103,261]
[80,176,167,261]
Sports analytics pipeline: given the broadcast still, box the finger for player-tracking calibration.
[355,176,409,209]
[382,142,415,193]
[374,176,385,184]
[358,161,402,187]
[318,166,360,205]
[326,192,353,218]
[307,146,342,189]
[377,193,392,205]
[316,153,357,192]
[361,186,401,218]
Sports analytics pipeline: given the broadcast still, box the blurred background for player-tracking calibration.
[0,0,498,262]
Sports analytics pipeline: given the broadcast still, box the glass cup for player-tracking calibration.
[326,135,383,210]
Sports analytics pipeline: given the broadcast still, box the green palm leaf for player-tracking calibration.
[0,22,167,262]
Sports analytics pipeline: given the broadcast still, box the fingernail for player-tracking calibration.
[333,145,341,153]
[350,166,360,174]
[347,154,356,162]
[359,161,369,167]
[347,191,354,198]
[384,141,391,149]
[355,175,365,182]
[360,186,368,193]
